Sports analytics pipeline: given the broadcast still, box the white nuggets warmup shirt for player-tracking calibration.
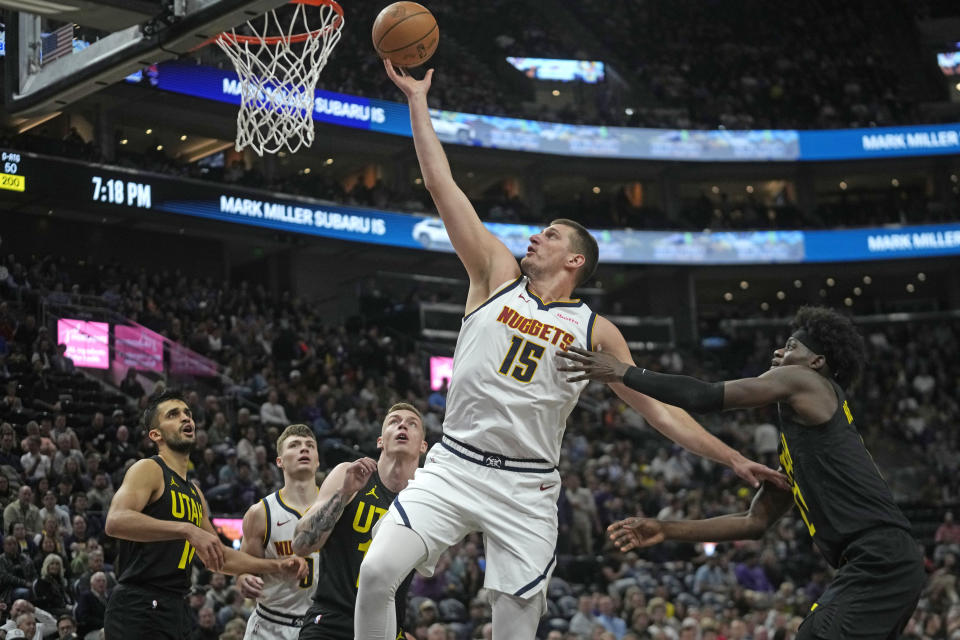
[243,490,319,640]
[384,275,596,602]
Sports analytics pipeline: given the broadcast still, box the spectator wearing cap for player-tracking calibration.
[4,486,41,537]
[6,628,26,639]
[259,389,289,429]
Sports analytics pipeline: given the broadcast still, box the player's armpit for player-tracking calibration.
[104,459,184,542]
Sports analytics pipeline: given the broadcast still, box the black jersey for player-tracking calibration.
[777,380,911,568]
[309,471,412,637]
[115,456,205,595]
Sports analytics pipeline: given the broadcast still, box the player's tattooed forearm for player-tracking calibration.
[293,493,346,551]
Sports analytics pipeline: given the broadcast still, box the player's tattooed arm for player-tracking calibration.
[292,492,347,554]
[292,457,378,555]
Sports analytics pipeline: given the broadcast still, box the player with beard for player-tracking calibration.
[104,390,307,640]
[558,307,925,640]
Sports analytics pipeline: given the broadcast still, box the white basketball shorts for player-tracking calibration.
[379,438,560,601]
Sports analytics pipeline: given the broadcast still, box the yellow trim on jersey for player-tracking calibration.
[276,487,320,518]
[276,489,302,517]
[524,283,581,306]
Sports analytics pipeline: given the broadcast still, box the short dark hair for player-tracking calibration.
[551,219,599,287]
[791,306,865,390]
[141,389,187,432]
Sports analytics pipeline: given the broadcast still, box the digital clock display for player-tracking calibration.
[90,175,152,208]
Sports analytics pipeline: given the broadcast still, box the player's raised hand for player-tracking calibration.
[607,517,665,552]
[236,574,264,599]
[187,526,225,572]
[340,457,378,496]
[731,456,790,491]
[556,345,630,384]
[383,58,433,99]
[278,555,309,581]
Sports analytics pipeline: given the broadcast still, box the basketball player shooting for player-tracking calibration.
[104,390,307,640]
[558,306,925,640]
[234,424,322,640]
[352,60,788,640]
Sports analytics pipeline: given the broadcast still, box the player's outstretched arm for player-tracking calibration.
[608,483,794,552]
[383,60,519,303]
[568,318,788,490]
[236,501,268,598]
[193,491,306,580]
[292,457,377,556]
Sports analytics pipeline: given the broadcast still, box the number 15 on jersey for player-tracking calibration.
[498,336,544,383]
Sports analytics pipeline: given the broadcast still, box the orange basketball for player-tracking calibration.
[372,2,439,68]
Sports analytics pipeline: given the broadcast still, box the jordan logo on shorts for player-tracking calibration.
[484,455,503,468]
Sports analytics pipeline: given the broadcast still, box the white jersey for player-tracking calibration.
[254,490,320,617]
[443,275,596,465]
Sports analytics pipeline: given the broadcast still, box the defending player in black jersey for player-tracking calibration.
[291,403,427,640]
[104,390,307,640]
[558,306,925,640]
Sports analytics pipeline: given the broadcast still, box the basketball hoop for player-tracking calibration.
[215,0,344,156]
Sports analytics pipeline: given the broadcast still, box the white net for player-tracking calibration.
[216,0,344,156]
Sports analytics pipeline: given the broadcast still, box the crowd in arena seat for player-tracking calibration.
[198,0,946,130]
[0,247,957,638]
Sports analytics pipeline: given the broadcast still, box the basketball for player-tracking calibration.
[372,2,439,68]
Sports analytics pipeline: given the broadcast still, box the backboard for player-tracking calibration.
[1,0,290,119]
